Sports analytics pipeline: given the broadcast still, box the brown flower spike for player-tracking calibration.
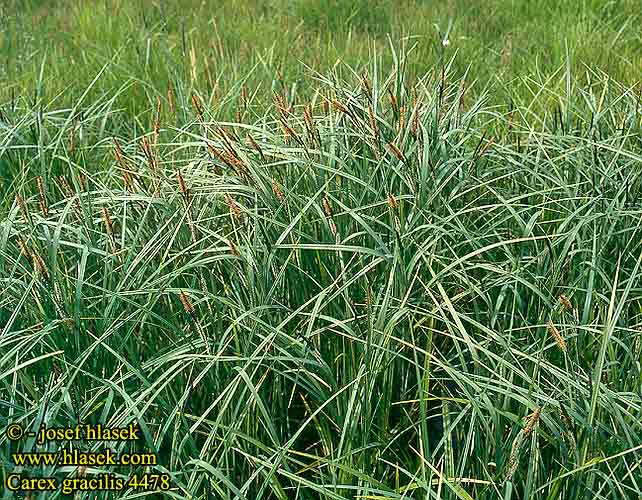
[547,320,567,352]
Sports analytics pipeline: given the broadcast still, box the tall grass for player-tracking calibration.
[1,45,642,499]
[2,0,642,116]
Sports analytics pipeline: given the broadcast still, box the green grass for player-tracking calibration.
[2,0,641,116]
[1,2,642,500]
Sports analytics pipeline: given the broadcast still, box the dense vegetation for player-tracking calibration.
[2,0,642,114]
[1,2,642,499]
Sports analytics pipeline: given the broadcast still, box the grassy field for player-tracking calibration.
[1,1,642,499]
[2,0,642,114]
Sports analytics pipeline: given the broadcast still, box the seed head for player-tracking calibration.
[361,72,372,100]
[153,119,161,145]
[272,181,285,204]
[559,403,576,451]
[122,169,134,192]
[224,193,242,219]
[240,84,249,110]
[559,294,572,311]
[322,196,333,218]
[208,144,229,170]
[153,96,162,143]
[387,142,406,163]
[321,97,330,114]
[140,137,156,172]
[15,194,31,223]
[36,176,48,217]
[217,126,237,148]
[177,169,188,203]
[398,105,406,134]
[113,138,135,191]
[179,290,195,315]
[273,92,290,119]
[368,105,379,140]
[113,138,126,166]
[412,109,421,138]
[547,320,567,352]
[388,87,398,115]
[279,117,298,145]
[503,431,525,484]
[246,132,264,160]
[387,193,398,210]
[101,207,114,236]
[58,176,73,198]
[31,249,49,280]
[523,406,541,436]
[303,104,317,143]
[332,100,349,115]
[191,93,204,120]
[214,129,249,178]
[16,237,31,258]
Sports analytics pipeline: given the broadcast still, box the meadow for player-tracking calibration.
[1,1,642,499]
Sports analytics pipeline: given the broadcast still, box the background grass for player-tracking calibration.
[1,2,642,500]
[2,0,641,116]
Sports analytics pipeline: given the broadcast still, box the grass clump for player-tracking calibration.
[1,44,642,500]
